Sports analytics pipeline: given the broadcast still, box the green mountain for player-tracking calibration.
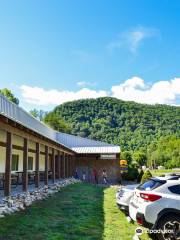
[52,97,180,152]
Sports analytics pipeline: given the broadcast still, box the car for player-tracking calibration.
[116,184,139,213]
[129,175,180,240]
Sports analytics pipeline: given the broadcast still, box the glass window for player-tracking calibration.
[137,179,165,191]
[11,154,19,171]
[168,185,180,195]
[28,156,33,171]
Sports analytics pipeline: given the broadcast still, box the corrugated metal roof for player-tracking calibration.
[0,94,120,154]
[56,132,120,153]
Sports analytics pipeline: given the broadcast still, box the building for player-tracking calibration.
[0,94,120,197]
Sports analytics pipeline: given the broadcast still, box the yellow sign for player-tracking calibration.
[120,159,127,166]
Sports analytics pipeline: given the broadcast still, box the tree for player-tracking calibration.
[43,112,71,133]
[30,109,47,121]
[133,151,147,166]
[0,88,19,105]
[120,151,132,165]
[30,109,39,119]
[141,170,152,183]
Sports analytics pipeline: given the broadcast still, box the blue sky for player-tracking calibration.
[0,0,180,110]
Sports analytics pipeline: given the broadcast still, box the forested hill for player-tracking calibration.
[52,97,180,151]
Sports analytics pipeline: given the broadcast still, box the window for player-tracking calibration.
[11,154,19,171]
[137,179,165,191]
[168,185,180,195]
[28,156,33,171]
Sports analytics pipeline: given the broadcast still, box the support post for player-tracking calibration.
[4,132,12,197]
[52,148,55,182]
[66,154,69,177]
[57,150,61,179]
[45,145,48,185]
[23,138,28,192]
[68,155,70,177]
[35,142,40,188]
[63,153,66,178]
[61,153,64,178]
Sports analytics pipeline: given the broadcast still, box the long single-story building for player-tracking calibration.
[0,93,120,197]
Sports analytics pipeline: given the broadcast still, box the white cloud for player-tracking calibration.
[20,77,180,107]
[20,85,107,106]
[107,26,159,53]
[111,77,180,105]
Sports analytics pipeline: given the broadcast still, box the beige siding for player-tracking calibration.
[29,140,36,150]
[40,154,45,170]
[0,129,6,142]
[40,144,45,152]
[49,147,52,154]
[0,146,6,172]
[12,134,23,147]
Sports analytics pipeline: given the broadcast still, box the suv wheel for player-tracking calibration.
[156,214,180,240]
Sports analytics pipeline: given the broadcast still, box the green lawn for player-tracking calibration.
[150,169,180,176]
[0,183,151,240]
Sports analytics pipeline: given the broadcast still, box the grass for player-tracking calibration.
[150,169,180,176]
[0,183,151,240]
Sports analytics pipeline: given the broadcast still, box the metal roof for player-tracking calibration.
[56,132,120,153]
[0,94,120,154]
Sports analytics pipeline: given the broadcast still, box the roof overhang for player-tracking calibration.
[71,146,120,154]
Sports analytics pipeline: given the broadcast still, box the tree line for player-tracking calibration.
[1,89,179,168]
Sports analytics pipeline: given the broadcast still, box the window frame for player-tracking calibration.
[28,156,34,171]
[11,154,19,172]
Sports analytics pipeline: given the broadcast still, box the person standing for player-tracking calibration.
[75,168,79,179]
[93,168,98,184]
[102,169,108,184]
[82,171,86,182]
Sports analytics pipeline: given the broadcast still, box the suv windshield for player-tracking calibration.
[137,179,165,191]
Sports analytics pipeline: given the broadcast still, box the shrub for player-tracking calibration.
[141,170,152,183]
[122,166,139,181]
[137,169,144,183]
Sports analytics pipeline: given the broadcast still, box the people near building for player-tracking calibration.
[75,168,79,179]
[82,171,86,182]
[102,169,107,184]
[93,168,98,184]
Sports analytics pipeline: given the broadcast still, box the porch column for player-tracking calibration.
[57,150,61,179]
[70,155,73,177]
[35,142,40,188]
[69,155,72,177]
[22,138,28,192]
[72,155,76,177]
[61,152,64,178]
[66,154,69,177]
[4,132,12,197]
[63,153,66,178]
[68,155,70,177]
[52,148,55,182]
[66,155,68,177]
[45,145,48,185]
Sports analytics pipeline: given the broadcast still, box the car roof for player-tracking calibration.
[153,174,180,181]
[122,184,139,190]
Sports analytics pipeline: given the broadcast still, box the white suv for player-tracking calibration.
[129,176,180,240]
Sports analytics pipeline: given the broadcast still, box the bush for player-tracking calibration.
[137,169,144,183]
[141,170,152,183]
[122,166,139,181]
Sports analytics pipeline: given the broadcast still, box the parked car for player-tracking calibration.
[129,175,180,240]
[116,184,139,213]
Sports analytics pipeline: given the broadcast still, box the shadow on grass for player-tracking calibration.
[0,183,151,240]
[0,183,105,240]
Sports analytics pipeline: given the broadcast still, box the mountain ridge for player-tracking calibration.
[51,97,180,151]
